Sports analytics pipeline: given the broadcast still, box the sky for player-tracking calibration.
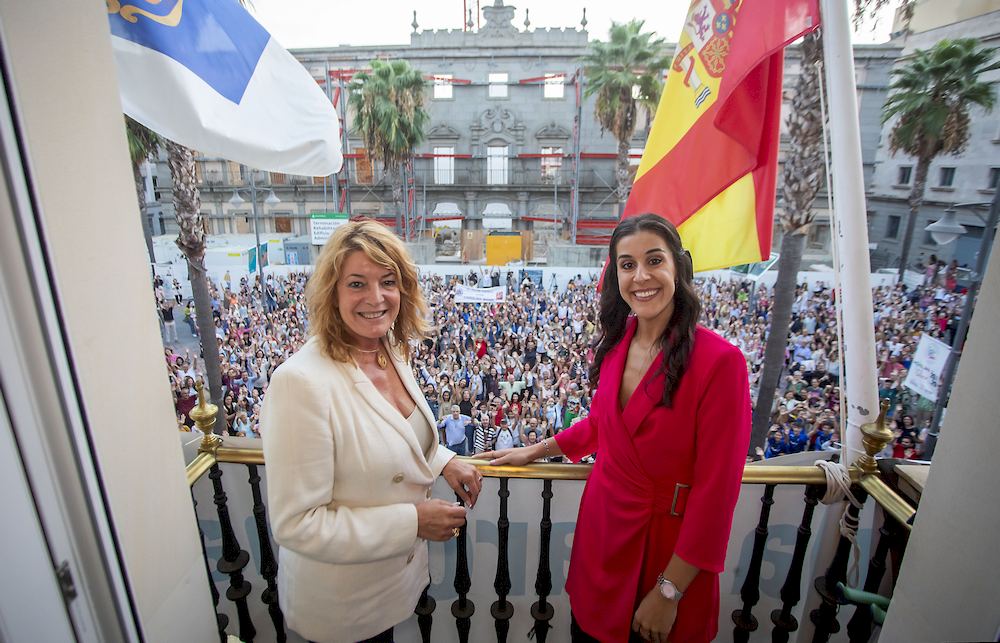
[248,0,901,50]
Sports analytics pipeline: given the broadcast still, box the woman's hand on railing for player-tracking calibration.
[416,499,467,542]
[475,445,542,467]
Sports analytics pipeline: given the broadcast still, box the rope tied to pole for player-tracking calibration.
[815,459,863,587]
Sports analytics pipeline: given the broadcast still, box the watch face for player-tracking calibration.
[659,579,679,600]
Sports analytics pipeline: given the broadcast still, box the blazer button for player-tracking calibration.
[392,473,404,484]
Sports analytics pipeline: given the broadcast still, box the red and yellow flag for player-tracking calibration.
[623,0,820,272]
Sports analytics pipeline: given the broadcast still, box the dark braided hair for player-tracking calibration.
[588,214,702,408]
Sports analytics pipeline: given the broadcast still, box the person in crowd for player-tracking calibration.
[479,214,751,643]
[437,405,475,456]
[260,221,481,643]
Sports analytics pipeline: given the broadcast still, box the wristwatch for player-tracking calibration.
[656,573,684,601]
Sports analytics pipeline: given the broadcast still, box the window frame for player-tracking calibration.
[433,146,455,185]
[896,165,912,186]
[433,74,454,100]
[540,146,563,181]
[885,214,901,240]
[488,72,508,99]
[939,166,956,188]
[486,145,509,185]
[543,73,564,100]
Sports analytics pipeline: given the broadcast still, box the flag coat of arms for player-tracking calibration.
[108,0,342,176]
[623,0,820,272]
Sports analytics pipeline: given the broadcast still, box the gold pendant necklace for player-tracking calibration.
[354,346,388,370]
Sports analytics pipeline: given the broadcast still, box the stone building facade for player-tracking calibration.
[865,9,1000,272]
[147,1,903,267]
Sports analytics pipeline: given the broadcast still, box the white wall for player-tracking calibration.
[0,1,215,639]
[880,233,1000,639]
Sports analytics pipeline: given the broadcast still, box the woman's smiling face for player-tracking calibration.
[335,250,400,346]
[615,229,677,327]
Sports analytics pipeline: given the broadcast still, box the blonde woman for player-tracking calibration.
[261,221,482,643]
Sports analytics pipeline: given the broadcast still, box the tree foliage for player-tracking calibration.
[582,19,669,144]
[883,38,998,160]
[348,59,429,174]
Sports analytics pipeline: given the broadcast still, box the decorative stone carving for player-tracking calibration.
[427,123,462,140]
[481,1,518,38]
[535,122,571,140]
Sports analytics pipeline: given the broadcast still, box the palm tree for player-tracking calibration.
[125,116,159,265]
[165,141,227,429]
[348,59,428,236]
[882,38,998,276]
[750,33,826,450]
[581,19,670,216]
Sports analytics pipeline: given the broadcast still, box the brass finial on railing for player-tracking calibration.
[856,400,892,475]
[190,382,222,455]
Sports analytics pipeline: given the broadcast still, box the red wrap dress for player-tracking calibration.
[554,320,751,642]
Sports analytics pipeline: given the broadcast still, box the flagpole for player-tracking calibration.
[819,0,879,468]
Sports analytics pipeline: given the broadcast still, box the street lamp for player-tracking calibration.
[925,207,968,245]
[922,195,999,459]
[228,166,280,309]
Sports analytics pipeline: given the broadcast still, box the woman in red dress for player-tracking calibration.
[479,214,751,642]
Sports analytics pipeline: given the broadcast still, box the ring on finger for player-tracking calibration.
[452,527,461,537]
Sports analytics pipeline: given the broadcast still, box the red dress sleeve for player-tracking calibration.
[674,346,752,573]
[553,416,598,462]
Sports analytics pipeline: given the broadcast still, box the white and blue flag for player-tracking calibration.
[108,0,342,176]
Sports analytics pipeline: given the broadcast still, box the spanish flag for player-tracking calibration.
[623,0,819,272]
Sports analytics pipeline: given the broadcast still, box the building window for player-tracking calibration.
[270,172,287,185]
[989,167,1000,190]
[227,161,242,185]
[274,216,292,233]
[807,222,830,249]
[923,221,937,246]
[488,72,508,99]
[939,166,956,187]
[434,146,455,185]
[433,74,453,100]
[540,146,562,181]
[354,148,373,185]
[897,166,912,185]
[886,214,901,239]
[487,145,508,185]
[543,73,564,99]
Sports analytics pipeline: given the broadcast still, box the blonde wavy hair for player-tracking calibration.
[306,220,429,363]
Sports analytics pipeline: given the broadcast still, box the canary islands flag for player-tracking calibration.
[108,0,342,176]
[623,0,819,272]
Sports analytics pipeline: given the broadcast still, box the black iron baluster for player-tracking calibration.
[192,490,229,642]
[246,464,285,642]
[846,518,896,642]
[491,479,514,641]
[530,480,554,642]
[414,585,436,643]
[770,484,822,643]
[452,494,475,643]
[732,484,776,643]
[210,463,256,643]
[809,488,869,642]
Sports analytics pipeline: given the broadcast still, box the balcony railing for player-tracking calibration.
[185,388,915,643]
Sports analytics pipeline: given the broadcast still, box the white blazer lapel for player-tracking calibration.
[389,345,439,459]
[344,348,433,476]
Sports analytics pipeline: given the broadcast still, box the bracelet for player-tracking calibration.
[541,438,552,455]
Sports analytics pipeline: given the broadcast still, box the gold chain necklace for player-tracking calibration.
[353,345,388,370]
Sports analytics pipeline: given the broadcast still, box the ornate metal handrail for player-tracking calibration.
[185,386,916,643]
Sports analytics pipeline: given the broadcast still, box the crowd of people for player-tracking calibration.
[159,265,966,459]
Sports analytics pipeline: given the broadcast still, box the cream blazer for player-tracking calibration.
[261,337,454,642]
